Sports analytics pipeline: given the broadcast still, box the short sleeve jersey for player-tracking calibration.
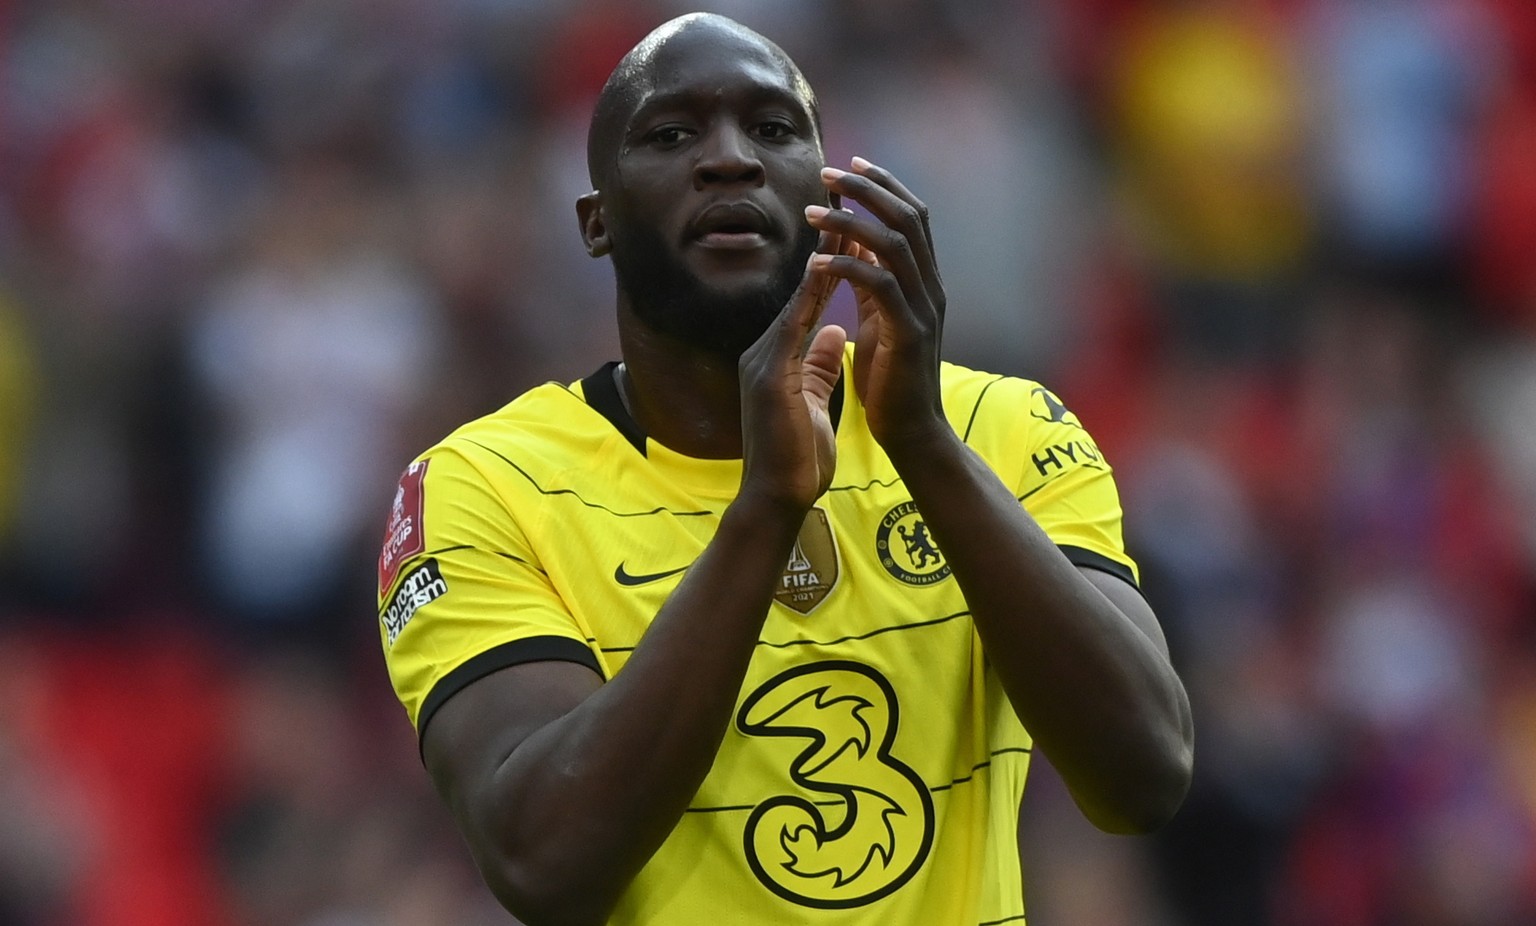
[378,346,1137,925]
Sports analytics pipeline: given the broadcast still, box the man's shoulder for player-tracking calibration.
[440,378,574,436]
[936,360,1070,432]
[412,375,625,482]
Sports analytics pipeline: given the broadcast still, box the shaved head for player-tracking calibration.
[586,13,820,188]
[576,13,830,360]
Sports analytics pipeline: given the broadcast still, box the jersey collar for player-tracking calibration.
[580,360,846,458]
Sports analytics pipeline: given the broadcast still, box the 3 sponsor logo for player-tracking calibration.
[737,661,934,908]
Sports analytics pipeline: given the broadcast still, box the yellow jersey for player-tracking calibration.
[379,345,1137,925]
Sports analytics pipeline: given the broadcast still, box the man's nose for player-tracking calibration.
[694,123,764,188]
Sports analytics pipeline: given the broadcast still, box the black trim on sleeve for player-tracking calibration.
[417,635,603,754]
[1059,545,1140,591]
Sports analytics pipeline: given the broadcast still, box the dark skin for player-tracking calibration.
[422,16,1193,926]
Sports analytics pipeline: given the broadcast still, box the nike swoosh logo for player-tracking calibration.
[614,562,690,586]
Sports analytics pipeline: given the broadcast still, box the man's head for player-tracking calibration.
[576,14,828,359]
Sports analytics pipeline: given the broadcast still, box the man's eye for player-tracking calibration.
[756,121,795,140]
[648,126,691,145]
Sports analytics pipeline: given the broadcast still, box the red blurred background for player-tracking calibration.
[2,1,1535,924]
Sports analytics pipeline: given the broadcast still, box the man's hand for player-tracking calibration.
[808,158,1193,832]
[736,231,847,511]
[804,158,947,454]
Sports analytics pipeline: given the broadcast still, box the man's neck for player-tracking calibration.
[616,304,747,460]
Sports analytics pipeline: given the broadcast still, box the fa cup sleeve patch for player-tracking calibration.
[379,460,429,597]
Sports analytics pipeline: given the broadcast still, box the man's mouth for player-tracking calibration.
[691,203,773,250]
[697,229,767,249]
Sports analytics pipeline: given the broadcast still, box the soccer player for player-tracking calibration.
[377,13,1193,925]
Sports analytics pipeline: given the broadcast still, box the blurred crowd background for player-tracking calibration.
[2,0,1535,923]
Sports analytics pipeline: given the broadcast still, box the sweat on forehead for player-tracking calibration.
[585,13,816,185]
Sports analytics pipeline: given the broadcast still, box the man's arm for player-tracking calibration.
[884,432,1193,832]
[806,158,1193,833]
[421,262,848,926]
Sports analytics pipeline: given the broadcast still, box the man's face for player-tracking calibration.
[601,30,827,358]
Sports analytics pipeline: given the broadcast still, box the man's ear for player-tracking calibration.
[576,191,611,258]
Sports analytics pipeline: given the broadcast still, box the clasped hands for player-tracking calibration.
[739,157,949,512]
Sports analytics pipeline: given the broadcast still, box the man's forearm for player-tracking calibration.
[479,493,807,923]
[886,429,1193,833]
